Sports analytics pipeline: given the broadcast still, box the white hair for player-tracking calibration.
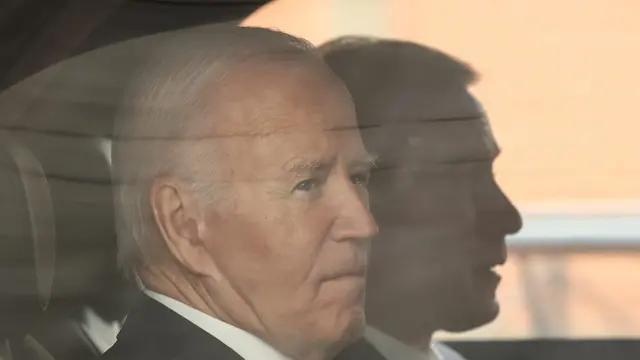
[111,25,315,278]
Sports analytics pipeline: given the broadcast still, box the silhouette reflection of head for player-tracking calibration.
[321,37,523,348]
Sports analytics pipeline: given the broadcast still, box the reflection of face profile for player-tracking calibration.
[321,38,523,346]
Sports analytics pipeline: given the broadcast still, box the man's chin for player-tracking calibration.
[344,308,367,340]
[318,302,366,340]
[440,273,503,332]
[440,299,500,333]
[314,312,366,359]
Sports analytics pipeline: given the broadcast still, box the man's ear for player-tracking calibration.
[149,178,213,275]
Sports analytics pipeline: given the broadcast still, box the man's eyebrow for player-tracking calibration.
[286,157,335,174]
[349,154,378,169]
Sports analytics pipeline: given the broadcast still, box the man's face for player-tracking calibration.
[363,86,522,342]
[197,63,377,357]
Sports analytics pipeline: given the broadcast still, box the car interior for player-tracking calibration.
[0,1,638,359]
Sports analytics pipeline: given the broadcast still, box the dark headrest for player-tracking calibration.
[0,32,152,323]
[0,136,53,337]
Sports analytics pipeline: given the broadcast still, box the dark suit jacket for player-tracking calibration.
[101,295,242,360]
[102,295,386,360]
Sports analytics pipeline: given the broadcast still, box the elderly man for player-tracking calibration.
[106,26,380,360]
[320,37,523,360]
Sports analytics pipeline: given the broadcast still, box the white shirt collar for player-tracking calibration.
[144,290,292,360]
[364,326,452,360]
[365,326,436,360]
[427,346,444,360]
[79,307,121,353]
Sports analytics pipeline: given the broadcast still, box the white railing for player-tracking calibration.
[508,213,640,253]
[507,212,640,336]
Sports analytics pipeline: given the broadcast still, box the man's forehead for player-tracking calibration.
[203,60,355,137]
[362,117,499,166]
[357,84,480,127]
[418,88,481,122]
[215,123,370,180]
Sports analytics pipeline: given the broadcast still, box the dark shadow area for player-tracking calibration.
[0,0,268,91]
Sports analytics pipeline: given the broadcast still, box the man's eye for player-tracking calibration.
[350,172,370,186]
[293,179,319,192]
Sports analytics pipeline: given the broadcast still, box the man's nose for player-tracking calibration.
[503,197,523,235]
[477,185,523,236]
[331,180,378,242]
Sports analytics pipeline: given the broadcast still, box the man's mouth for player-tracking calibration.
[323,268,367,281]
[490,264,503,277]
[474,256,506,279]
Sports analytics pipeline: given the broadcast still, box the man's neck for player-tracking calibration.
[383,329,434,352]
[139,267,224,319]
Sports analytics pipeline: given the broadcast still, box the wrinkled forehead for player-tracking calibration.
[205,58,357,137]
[215,122,370,183]
[358,83,479,124]
[195,59,366,179]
